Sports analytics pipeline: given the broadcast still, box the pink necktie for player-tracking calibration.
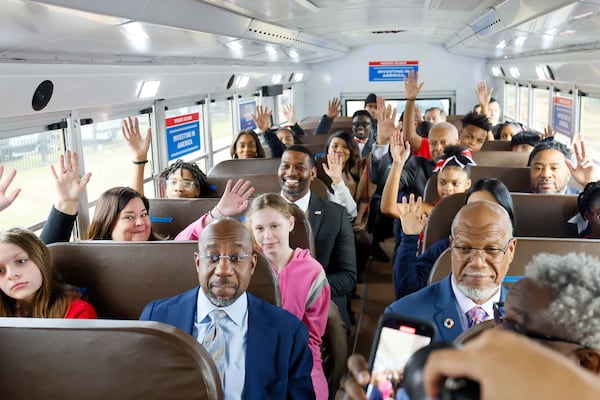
[466,306,487,328]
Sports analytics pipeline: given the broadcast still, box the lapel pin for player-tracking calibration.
[444,318,455,329]
[314,210,322,215]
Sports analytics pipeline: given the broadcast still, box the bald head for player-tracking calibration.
[451,201,512,238]
[428,122,459,162]
[199,217,252,248]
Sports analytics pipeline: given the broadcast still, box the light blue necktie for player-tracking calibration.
[202,309,227,381]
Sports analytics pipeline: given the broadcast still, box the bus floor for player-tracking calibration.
[344,237,396,386]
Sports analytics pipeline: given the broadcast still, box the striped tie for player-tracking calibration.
[202,309,227,380]
[466,306,487,328]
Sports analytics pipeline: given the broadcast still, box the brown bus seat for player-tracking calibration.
[481,140,512,151]
[423,166,531,202]
[149,198,218,239]
[148,197,317,255]
[472,151,528,167]
[296,134,330,145]
[207,175,281,197]
[0,318,222,400]
[427,237,600,286]
[422,193,579,251]
[445,114,465,130]
[300,116,352,136]
[207,158,281,176]
[48,241,281,318]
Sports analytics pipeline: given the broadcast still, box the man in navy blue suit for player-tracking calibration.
[387,201,516,343]
[140,218,314,399]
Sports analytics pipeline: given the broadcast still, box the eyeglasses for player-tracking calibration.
[493,302,587,347]
[166,179,196,190]
[450,238,513,262]
[352,121,370,127]
[198,253,250,264]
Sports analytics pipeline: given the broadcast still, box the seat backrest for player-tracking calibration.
[428,237,600,286]
[481,140,512,151]
[149,198,219,239]
[445,114,465,130]
[472,151,528,167]
[423,166,531,202]
[289,203,317,256]
[49,241,280,319]
[0,318,222,400]
[321,300,348,398]
[422,193,579,251]
[296,135,330,145]
[299,116,353,136]
[207,174,282,197]
[207,158,281,176]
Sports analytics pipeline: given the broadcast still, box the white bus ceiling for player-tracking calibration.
[2,0,600,119]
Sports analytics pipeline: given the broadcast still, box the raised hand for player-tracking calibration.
[404,69,424,100]
[216,179,255,217]
[376,95,397,145]
[541,124,555,140]
[282,103,297,125]
[49,150,92,215]
[251,105,273,132]
[0,166,20,212]
[397,194,427,235]
[390,127,411,165]
[567,136,597,185]
[322,152,344,186]
[122,116,152,162]
[326,97,341,119]
[476,81,493,107]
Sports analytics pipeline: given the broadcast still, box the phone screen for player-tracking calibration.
[366,314,435,399]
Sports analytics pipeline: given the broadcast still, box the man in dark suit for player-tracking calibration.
[140,218,314,399]
[278,145,357,329]
[386,201,516,342]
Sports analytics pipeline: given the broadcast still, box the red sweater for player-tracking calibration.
[64,299,97,319]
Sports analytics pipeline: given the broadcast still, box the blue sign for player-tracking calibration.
[165,113,201,160]
[552,96,574,138]
[239,100,257,130]
[369,60,419,82]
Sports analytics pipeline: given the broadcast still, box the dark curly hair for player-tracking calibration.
[158,159,211,196]
[461,111,493,132]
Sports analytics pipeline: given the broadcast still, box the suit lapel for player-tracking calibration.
[244,296,279,397]
[307,194,324,237]
[167,287,198,335]
[432,276,464,342]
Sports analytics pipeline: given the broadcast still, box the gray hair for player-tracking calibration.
[525,252,600,349]
[430,122,459,142]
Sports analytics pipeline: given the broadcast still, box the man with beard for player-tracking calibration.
[278,145,357,329]
[527,140,596,194]
[386,201,516,342]
[140,218,315,399]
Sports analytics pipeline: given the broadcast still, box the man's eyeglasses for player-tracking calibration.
[493,302,586,347]
[450,238,513,262]
[166,179,196,190]
[198,253,250,264]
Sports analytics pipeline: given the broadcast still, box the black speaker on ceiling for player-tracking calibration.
[261,84,283,97]
[32,80,54,111]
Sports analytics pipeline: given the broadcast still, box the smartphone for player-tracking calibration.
[366,314,436,399]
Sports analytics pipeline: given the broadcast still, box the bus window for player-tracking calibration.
[579,95,600,161]
[210,100,233,165]
[81,113,152,202]
[0,129,63,229]
[276,88,292,124]
[519,85,529,126]
[505,82,517,119]
[532,88,550,132]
